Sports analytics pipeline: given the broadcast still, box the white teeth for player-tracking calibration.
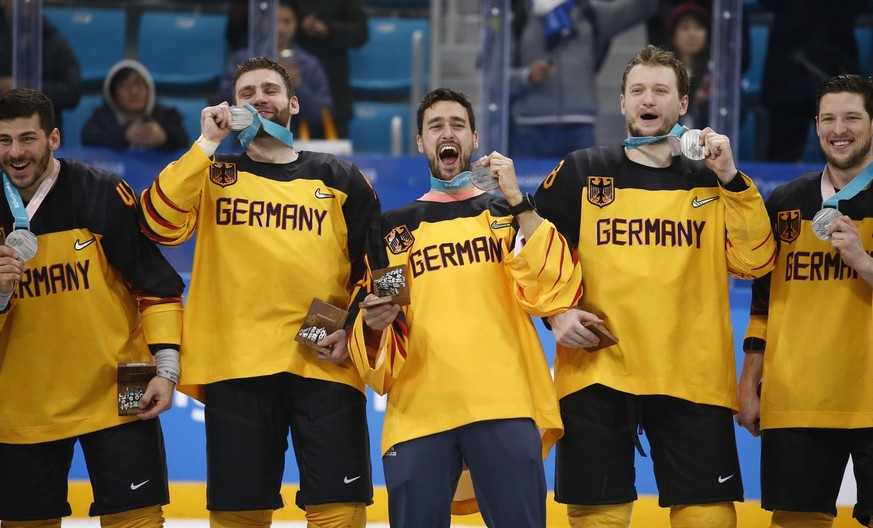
[439,145,458,155]
[833,140,850,147]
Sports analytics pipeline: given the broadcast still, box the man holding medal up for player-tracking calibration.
[534,45,777,527]
[348,87,583,527]
[139,57,380,528]
[737,74,873,528]
[0,89,184,527]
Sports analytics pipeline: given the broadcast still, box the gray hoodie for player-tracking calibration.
[510,0,657,126]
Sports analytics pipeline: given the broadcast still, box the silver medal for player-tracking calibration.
[229,106,255,131]
[680,129,706,160]
[6,229,38,262]
[812,207,842,241]
[469,163,499,191]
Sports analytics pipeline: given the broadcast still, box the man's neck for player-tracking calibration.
[246,138,298,164]
[829,157,873,190]
[18,159,58,202]
[624,142,674,168]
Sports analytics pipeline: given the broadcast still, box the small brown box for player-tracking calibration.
[295,299,349,353]
[582,322,618,352]
[117,362,156,416]
[359,265,411,308]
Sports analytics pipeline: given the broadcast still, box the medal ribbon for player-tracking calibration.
[3,172,30,230]
[623,123,687,149]
[237,103,295,150]
[25,159,60,219]
[821,161,873,208]
[2,161,59,230]
[430,170,472,191]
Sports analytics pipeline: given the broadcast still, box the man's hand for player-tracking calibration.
[316,328,351,366]
[828,215,873,286]
[361,295,401,331]
[699,128,738,185]
[736,352,763,437]
[0,245,25,295]
[547,308,604,349]
[137,376,175,420]
[199,102,234,143]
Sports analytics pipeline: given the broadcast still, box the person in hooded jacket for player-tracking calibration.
[81,59,188,151]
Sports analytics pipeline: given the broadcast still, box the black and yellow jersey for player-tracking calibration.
[744,171,873,430]
[348,188,583,457]
[535,145,776,410]
[0,159,184,444]
[140,146,381,400]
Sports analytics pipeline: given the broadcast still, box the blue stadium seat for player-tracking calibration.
[856,24,872,76]
[161,96,208,148]
[742,22,769,107]
[349,101,412,154]
[738,104,774,162]
[349,17,429,99]
[44,7,126,88]
[800,121,824,164]
[137,12,227,93]
[60,93,103,149]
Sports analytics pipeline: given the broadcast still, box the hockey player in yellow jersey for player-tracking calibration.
[738,74,873,528]
[0,89,184,527]
[534,45,777,527]
[348,87,583,527]
[139,57,380,528]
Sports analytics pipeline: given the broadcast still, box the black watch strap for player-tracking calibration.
[509,193,536,216]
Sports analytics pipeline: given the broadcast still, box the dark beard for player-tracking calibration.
[255,105,293,139]
[627,122,672,139]
[427,153,472,181]
[825,136,873,171]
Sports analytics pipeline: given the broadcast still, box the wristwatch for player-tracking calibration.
[508,193,536,216]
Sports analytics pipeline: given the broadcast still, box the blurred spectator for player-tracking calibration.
[294,0,367,139]
[760,0,868,162]
[646,0,710,48]
[225,0,366,139]
[666,2,711,128]
[81,59,188,151]
[509,0,657,159]
[219,0,334,139]
[225,0,249,53]
[0,0,82,131]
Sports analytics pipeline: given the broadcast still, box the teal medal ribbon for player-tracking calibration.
[623,123,686,149]
[2,172,29,230]
[237,103,295,150]
[430,170,473,191]
[812,162,873,241]
[822,161,873,208]
[2,171,40,261]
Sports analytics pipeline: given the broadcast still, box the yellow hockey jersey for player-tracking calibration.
[0,160,184,444]
[140,146,380,400]
[744,171,873,429]
[349,188,582,457]
[535,145,776,410]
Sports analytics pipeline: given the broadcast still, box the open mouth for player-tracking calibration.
[640,112,658,122]
[8,160,30,173]
[439,144,459,167]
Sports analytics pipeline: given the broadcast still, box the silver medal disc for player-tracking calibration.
[229,106,255,131]
[469,163,499,191]
[680,129,706,160]
[6,229,38,262]
[812,207,842,241]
